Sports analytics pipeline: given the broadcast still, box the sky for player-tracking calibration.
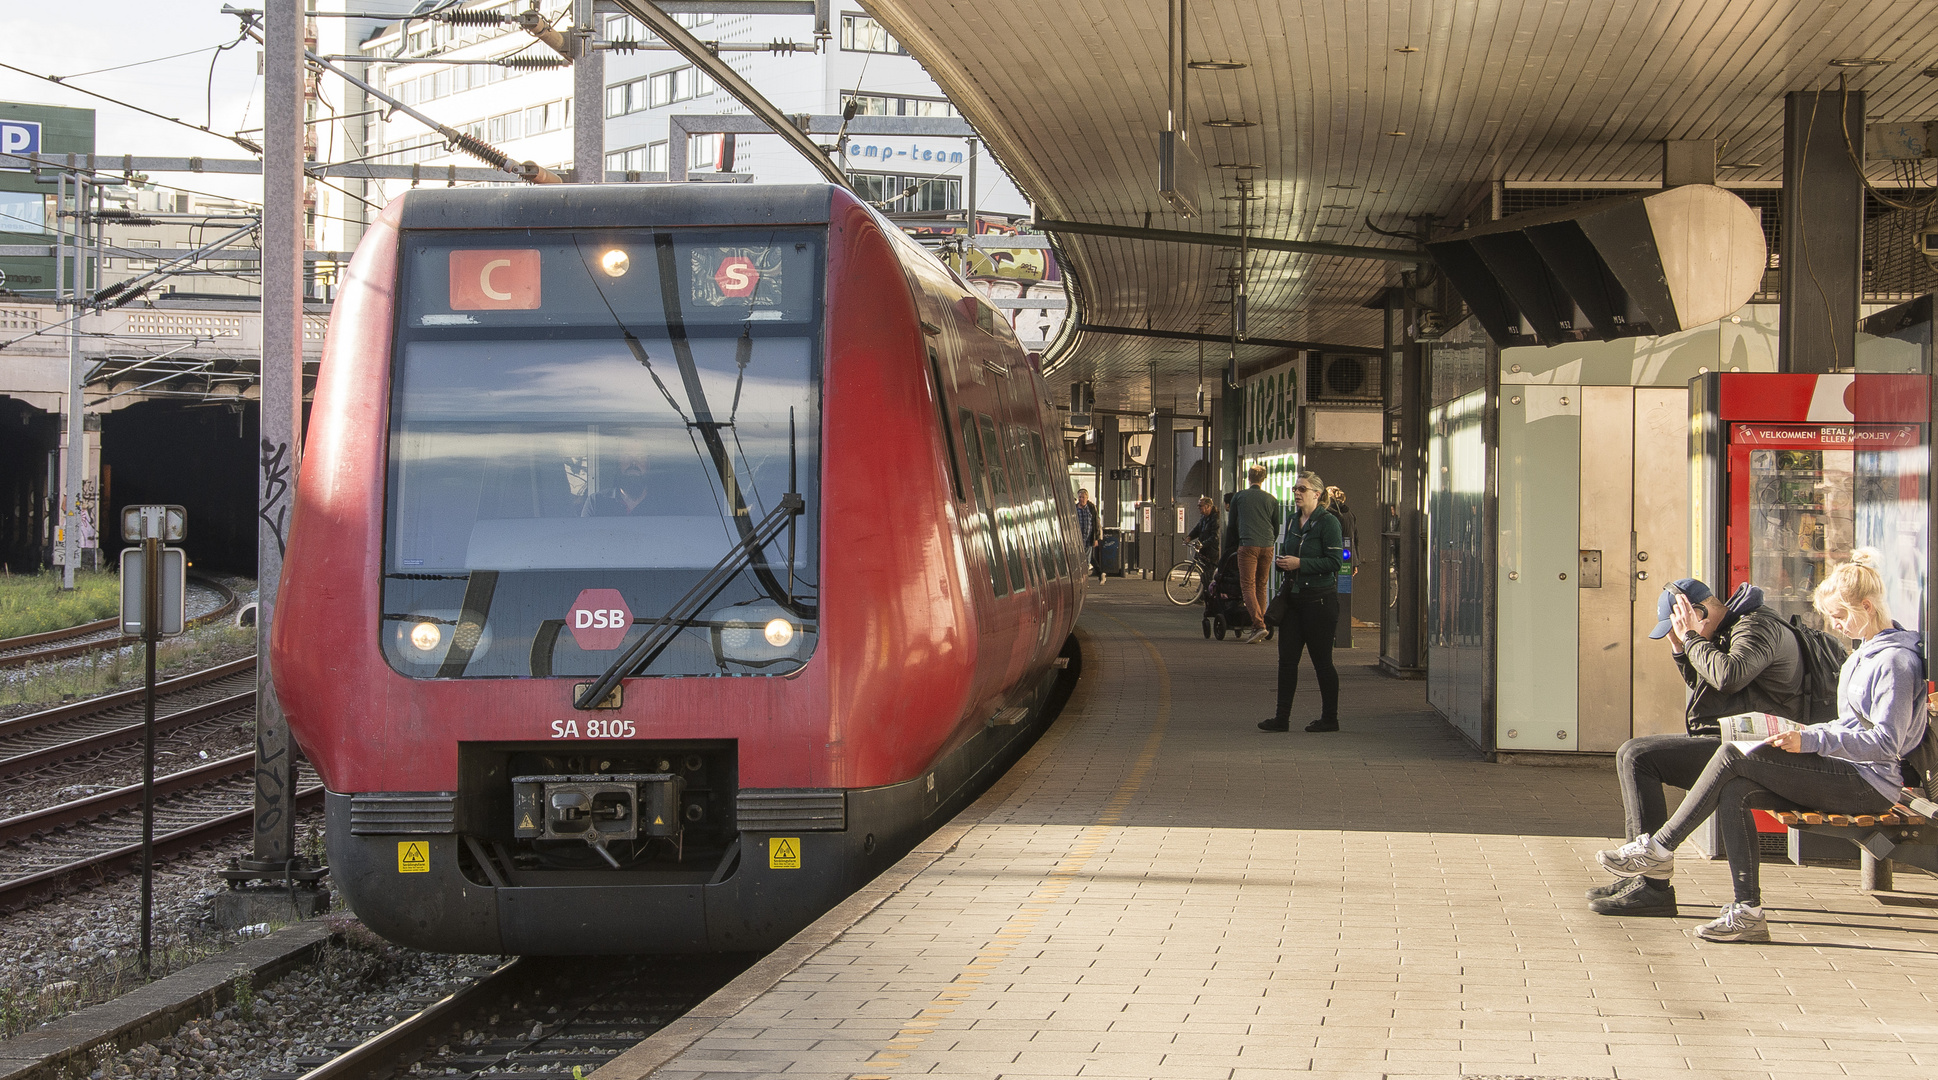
[0,3,280,202]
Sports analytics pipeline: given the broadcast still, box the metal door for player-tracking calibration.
[1577,387,1633,751]
[1630,388,1692,738]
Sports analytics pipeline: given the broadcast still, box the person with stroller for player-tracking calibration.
[1258,472,1346,732]
[1593,549,1926,943]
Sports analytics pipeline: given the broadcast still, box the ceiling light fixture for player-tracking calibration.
[1395,45,1420,54]
[1718,161,1764,169]
[1188,59,1247,70]
[1214,161,1264,169]
[1384,130,1408,137]
[1327,183,1360,189]
[1829,56,1894,67]
[1204,118,1258,128]
[1322,203,1354,209]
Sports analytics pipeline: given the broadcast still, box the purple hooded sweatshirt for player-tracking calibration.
[1798,624,1926,801]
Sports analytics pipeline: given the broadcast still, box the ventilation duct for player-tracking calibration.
[1427,184,1766,346]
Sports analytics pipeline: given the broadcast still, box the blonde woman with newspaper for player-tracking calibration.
[1593,549,1926,943]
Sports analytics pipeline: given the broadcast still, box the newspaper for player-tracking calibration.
[1720,711,1806,752]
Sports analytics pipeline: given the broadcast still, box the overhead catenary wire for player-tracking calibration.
[0,59,263,155]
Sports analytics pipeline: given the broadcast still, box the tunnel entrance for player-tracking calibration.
[0,396,59,573]
[101,399,264,574]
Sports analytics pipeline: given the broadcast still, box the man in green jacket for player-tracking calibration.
[1227,464,1282,643]
[1259,471,1346,731]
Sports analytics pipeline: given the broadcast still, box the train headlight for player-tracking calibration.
[706,600,812,669]
[410,621,443,651]
[599,248,629,277]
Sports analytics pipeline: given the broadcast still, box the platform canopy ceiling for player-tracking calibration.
[863,0,1938,411]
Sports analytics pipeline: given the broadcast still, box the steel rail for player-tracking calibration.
[0,576,240,669]
[0,691,255,781]
[295,959,526,1080]
[0,655,256,742]
[0,750,255,845]
[0,617,118,652]
[0,784,323,910]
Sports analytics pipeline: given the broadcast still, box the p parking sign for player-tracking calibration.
[0,120,41,168]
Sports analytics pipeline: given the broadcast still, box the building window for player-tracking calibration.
[647,66,710,108]
[690,132,720,170]
[841,91,956,118]
[487,111,522,143]
[851,173,960,213]
[523,99,569,135]
[604,11,710,41]
[840,14,907,54]
[0,192,48,234]
[125,238,161,269]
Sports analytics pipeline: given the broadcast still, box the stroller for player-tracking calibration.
[1202,552,1257,641]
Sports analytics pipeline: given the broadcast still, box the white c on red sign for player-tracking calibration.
[449,249,541,310]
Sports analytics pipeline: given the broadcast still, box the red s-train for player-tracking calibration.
[272,183,1082,953]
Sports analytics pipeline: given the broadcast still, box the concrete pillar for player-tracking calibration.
[572,0,604,183]
[1151,407,1176,574]
[1779,89,1865,374]
[1097,412,1120,571]
[1381,287,1427,676]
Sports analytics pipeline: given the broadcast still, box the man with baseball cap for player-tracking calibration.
[1589,576,1806,917]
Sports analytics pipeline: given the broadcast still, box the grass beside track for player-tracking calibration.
[0,624,258,714]
[0,570,120,640]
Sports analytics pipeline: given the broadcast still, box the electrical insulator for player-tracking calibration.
[437,10,506,26]
[499,55,570,70]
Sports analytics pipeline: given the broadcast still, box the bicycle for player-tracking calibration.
[1164,541,1213,606]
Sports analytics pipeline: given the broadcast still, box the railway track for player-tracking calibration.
[0,654,321,909]
[0,746,323,909]
[276,954,749,1080]
[0,575,240,669]
[0,656,259,794]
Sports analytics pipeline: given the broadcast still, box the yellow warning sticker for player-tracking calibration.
[518,814,536,831]
[768,837,801,870]
[397,840,430,873]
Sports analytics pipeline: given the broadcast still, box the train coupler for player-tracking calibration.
[512,773,687,863]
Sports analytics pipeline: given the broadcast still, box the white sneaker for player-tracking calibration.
[1694,902,1769,943]
[1595,834,1675,879]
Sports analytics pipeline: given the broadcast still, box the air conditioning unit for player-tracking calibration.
[1304,353,1382,404]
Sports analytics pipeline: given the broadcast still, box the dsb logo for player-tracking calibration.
[575,608,626,629]
[566,588,632,651]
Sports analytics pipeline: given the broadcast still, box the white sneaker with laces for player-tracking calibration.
[1694,902,1769,943]
[1595,834,1675,879]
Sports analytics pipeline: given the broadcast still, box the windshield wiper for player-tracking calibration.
[573,492,804,710]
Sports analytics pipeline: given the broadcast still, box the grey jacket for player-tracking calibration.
[1675,606,1806,737]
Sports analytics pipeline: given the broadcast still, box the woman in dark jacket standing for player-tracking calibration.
[1259,471,1346,732]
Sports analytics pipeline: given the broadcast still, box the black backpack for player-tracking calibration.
[1787,614,1853,723]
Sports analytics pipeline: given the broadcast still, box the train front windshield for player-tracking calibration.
[382,228,822,679]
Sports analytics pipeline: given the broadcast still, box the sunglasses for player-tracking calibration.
[1292,486,1312,494]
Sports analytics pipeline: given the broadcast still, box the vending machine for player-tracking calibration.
[1692,372,1932,858]
[1693,373,1930,633]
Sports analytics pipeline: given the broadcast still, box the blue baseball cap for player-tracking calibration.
[1648,578,1713,638]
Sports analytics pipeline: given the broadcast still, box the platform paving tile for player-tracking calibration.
[644,585,1938,1079]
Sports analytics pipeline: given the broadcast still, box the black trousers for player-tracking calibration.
[1274,591,1340,723]
[1616,733,1718,839]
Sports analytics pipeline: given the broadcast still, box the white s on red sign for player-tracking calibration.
[713,256,759,298]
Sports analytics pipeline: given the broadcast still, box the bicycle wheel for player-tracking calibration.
[1164,561,1201,605]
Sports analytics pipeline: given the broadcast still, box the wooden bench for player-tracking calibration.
[1770,808,1936,891]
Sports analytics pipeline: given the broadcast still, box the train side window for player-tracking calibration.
[927,348,965,502]
[1011,424,1054,583]
[978,413,1030,591]
[958,408,1009,596]
[1027,431,1069,578]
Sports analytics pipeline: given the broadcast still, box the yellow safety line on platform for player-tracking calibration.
[850,615,1170,1079]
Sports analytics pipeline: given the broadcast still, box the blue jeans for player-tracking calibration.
[1656,741,1894,905]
